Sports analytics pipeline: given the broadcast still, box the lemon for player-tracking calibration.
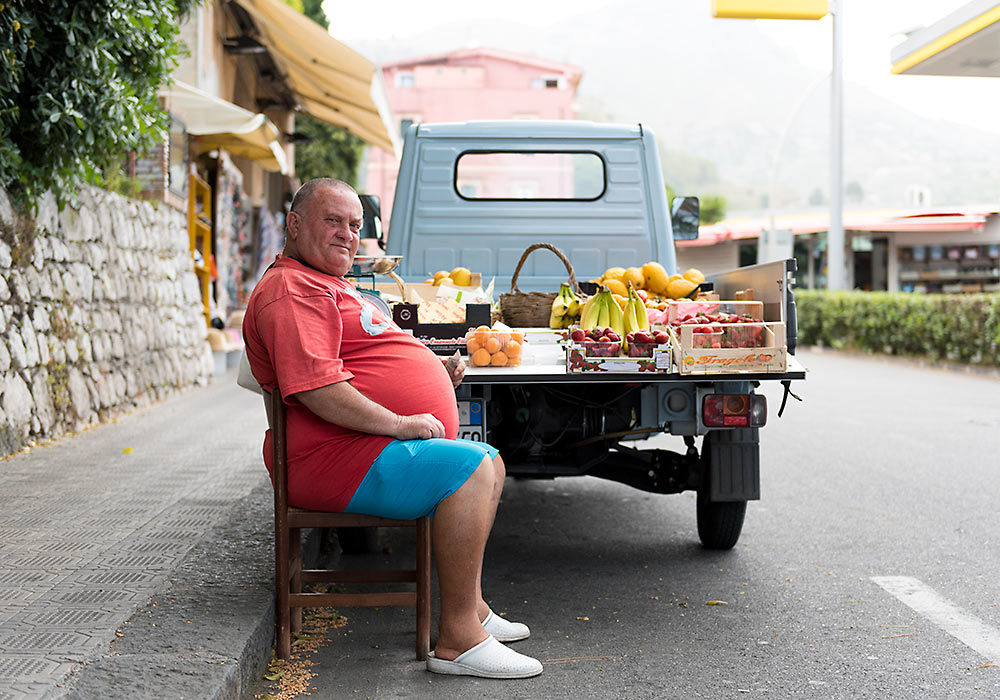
[449,266,472,286]
[667,278,698,300]
[682,268,705,285]
[624,266,645,290]
[603,278,628,296]
[602,266,627,282]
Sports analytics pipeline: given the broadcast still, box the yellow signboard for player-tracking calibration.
[712,0,828,20]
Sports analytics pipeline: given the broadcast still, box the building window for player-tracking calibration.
[396,72,414,88]
[167,116,188,198]
[455,151,605,200]
[531,76,561,89]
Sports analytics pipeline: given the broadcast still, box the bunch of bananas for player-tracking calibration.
[548,283,583,329]
[623,282,650,335]
[579,285,624,336]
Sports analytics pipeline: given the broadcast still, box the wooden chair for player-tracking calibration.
[268,388,432,660]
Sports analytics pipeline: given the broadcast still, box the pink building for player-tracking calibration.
[363,47,583,235]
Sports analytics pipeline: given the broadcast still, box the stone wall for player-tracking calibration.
[0,185,213,456]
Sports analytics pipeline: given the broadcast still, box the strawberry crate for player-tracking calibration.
[669,322,787,375]
[565,342,673,373]
[667,299,765,326]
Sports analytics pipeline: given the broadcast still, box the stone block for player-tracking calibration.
[1,372,33,437]
[30,368,55,434]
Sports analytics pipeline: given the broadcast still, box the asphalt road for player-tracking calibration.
[256,348,1000,699]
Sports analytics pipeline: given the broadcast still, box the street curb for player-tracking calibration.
[58,481,278,700]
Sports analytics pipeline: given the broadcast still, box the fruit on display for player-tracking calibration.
[641,261,670,295]
[426,267,475,286]
[623,266,645,290]
[602,278,628,296]
[466,324,524,366]
[569,325,669,359]
[580,286,625,336]
[548,283,583,329]
[622,282,650,337]
[682,268,705,285]
[449,266,472,286]
[666,276,698,300]
[670,308,767,349]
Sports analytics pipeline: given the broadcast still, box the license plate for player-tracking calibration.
[457,399,486,442]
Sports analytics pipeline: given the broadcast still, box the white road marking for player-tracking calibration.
[871,576,1000,664]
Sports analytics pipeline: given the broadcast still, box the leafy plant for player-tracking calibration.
[795,290,1000,366]
[0,0,202,208]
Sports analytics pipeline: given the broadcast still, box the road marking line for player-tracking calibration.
[871,576,1000,664]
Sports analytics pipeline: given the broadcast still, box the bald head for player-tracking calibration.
[289,178,358,219]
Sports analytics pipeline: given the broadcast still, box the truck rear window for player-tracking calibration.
[455,151,605,201]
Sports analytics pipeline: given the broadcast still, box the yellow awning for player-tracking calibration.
[233,0,400,155]
[891,1,1000,76]
[159,81,289,173]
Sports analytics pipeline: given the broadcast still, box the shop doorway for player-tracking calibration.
[852,236,888,291]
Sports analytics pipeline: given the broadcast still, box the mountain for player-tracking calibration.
[347,0,1000,212]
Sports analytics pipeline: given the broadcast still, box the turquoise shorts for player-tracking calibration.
[344,438,499,520]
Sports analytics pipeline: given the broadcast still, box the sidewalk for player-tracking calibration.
[0,370,274,700]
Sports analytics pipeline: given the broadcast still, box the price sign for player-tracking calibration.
[457,399,486,442]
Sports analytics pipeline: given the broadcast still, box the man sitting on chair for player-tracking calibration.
[243,178,542,679]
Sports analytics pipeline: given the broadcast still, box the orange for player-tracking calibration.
[466,337,481,354]
[484,335,500,354]
[505,339,521,357]
[490,351,508,366]
[511,330,524,343]
[471,348,492,367]
[474,325,491,346]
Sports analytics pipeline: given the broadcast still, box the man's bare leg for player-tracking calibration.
[476,455,505,622]
[432,455,497,660]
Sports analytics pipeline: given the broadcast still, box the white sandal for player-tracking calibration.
[482,608,531,642]
[426,635,543,679]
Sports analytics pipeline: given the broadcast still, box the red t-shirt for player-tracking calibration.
[243,256,459,511]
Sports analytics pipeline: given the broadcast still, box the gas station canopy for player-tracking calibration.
[891,0,1000,76]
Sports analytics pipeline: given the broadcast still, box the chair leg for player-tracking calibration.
[415,516,432,661]
[275,513,291,659]
[290,527,303,635]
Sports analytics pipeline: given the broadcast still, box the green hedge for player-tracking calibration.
[795,290,1000,366]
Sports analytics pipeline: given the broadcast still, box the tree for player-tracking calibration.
[0,1,201,207]
[288,0,364,186]
[700,194,727,225]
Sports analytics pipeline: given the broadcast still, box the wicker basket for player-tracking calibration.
[499,243,582,327]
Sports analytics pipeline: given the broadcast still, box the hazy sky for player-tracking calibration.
[326,0,1000,135]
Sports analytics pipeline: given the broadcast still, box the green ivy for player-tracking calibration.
[0,0,202,208]
[796,290,1000,366]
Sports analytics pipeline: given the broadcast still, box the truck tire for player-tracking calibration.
[696,490,746,550]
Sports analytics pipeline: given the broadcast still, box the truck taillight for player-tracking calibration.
[702,394,766,428]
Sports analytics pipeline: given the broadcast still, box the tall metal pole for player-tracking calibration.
[828,0,845,290]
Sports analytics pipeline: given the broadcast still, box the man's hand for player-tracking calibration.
[395,413,446,440]
[443,351,465,388]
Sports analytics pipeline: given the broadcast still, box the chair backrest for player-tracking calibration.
[270,388,289,514]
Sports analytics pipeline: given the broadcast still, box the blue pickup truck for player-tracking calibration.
[376,120,805,549]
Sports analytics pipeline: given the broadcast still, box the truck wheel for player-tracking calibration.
[696,490,746,550]
[336,526,379,554]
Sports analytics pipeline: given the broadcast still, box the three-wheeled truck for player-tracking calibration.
[377,121,807,549]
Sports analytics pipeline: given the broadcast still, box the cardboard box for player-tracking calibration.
[373,273,482,303]
[392,303,492,340]
[669,323,787,375]
[565,343,672,373]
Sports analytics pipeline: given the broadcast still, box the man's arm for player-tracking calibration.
[293,380,445,440]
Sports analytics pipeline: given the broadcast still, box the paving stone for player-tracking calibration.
[0,374,268,699]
